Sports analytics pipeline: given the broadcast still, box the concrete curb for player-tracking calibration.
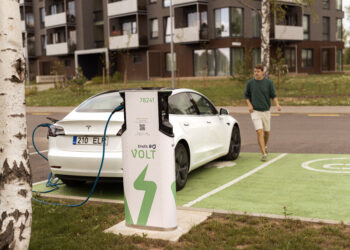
[37,193,349,227]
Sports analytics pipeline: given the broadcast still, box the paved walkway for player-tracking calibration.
[26,106,350,114]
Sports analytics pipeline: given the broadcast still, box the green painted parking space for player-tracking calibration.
[33,153,350,222]
[190,153,350,222]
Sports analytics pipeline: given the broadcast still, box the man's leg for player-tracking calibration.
[256,129,267,155]
[264,131,270,149]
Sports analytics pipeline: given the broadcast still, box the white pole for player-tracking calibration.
[169,0,175,89]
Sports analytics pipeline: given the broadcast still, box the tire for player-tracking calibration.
[223,125,241,161]
[175,143,190,191]
[59,178,85,187]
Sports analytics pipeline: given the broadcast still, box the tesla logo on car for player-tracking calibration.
[86,125,92,131]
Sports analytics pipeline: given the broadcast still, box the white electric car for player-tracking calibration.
[48,88,241,190]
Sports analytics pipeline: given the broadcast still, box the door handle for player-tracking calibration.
[184,122,189,126]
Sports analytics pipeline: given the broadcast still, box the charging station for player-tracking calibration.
[119,89,177,230]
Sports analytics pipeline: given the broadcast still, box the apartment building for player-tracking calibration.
[21,0,344,81]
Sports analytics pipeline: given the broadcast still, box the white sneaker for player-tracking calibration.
[261,154,268,162]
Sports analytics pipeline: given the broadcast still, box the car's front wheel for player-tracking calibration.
[223,125,241,161]
[175,142,189,191]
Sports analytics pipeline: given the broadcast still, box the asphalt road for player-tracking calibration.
[27,111,350,183]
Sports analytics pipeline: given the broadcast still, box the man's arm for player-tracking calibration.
[273,97,282,111]
[246,99,254,113]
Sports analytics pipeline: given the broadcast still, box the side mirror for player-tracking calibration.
[219,108,229,115]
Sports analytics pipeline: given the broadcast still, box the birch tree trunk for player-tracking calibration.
[0,0,32,249]
[261,0,271,76]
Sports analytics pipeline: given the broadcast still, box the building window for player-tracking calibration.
[163,0,170,7]
[303,15,310,40]
[68,1,75,16]
[133,55,142,64]
[194,49,215,76]
[215,8,229,37]
[64,60,71,67]
[336,0,342,10]
[231,8,243,37]
[41,35,46,51]
[322,17,330,41]
[252,48,261,69]
[165,52,176,72]
[336,49,343,71]
[336,18,342,41]
[150,19,158,38]
[215,48,230,76]
[301,49,313,68]
[164,16,173,43]
[40,7,45,27]
[187,12,197,27]
[285,47,296,69]
[252,11,261,38]
[322,0,329,9]
[50,4,57,15]
[215,8,243,38]
[231,48,243,74]
[122,21,136,35]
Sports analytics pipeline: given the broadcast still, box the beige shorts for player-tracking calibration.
[250,110,271,131]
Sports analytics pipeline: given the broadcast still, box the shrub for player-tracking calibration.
[111,71,123,83]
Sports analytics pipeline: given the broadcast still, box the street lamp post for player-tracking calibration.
[169,0,175,89]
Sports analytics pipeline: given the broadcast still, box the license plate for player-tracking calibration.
[73,136,108,145]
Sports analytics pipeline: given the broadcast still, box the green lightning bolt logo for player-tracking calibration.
[133,164,157,226]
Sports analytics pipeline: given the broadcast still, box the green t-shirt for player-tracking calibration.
[244,78,277,111]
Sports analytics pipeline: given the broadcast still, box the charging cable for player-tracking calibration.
[32,104,123,207]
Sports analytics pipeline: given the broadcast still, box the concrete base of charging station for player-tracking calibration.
[104,209,212,242]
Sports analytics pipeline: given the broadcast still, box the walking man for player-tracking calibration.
[244,64,281,161]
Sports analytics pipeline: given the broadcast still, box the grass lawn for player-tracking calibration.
[26,74,350,106]
[29,200,350,249]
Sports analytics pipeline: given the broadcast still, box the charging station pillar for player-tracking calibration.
[119,89,177,230]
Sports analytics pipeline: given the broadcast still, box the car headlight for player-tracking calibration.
[48,125,65,137]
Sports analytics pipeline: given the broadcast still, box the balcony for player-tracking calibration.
[273,25,303,40]
[107,0,146,17]
[173,0,207,5]
[109,33,139,49]
[174,24,208,43]
[46,42,73,56]
[19,0,32,6]
[45,12,72,28]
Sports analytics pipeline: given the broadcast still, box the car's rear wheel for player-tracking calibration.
[59,178,85,187]
[175,143,189,191]
[223,125,241,161]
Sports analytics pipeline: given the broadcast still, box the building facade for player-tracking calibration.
[21,0,344,81]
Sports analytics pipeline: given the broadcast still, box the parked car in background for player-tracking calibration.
[48,88,241,190]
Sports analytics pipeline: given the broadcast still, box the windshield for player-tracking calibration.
[76,92,123,112]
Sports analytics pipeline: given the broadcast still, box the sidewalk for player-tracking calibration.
[26,106,350,114]
[221,106,350,114]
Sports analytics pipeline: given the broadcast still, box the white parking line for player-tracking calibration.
[184,153,288,208]
[29,150,48,155]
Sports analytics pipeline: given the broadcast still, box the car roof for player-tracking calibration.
[91,88,199,98]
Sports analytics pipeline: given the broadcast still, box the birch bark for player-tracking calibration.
[0,0,32,249]
[261,0,271,76]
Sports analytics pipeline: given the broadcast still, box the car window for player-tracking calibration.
[189,93,218,115]
[169,93,197,115]
[76,92,123,112]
